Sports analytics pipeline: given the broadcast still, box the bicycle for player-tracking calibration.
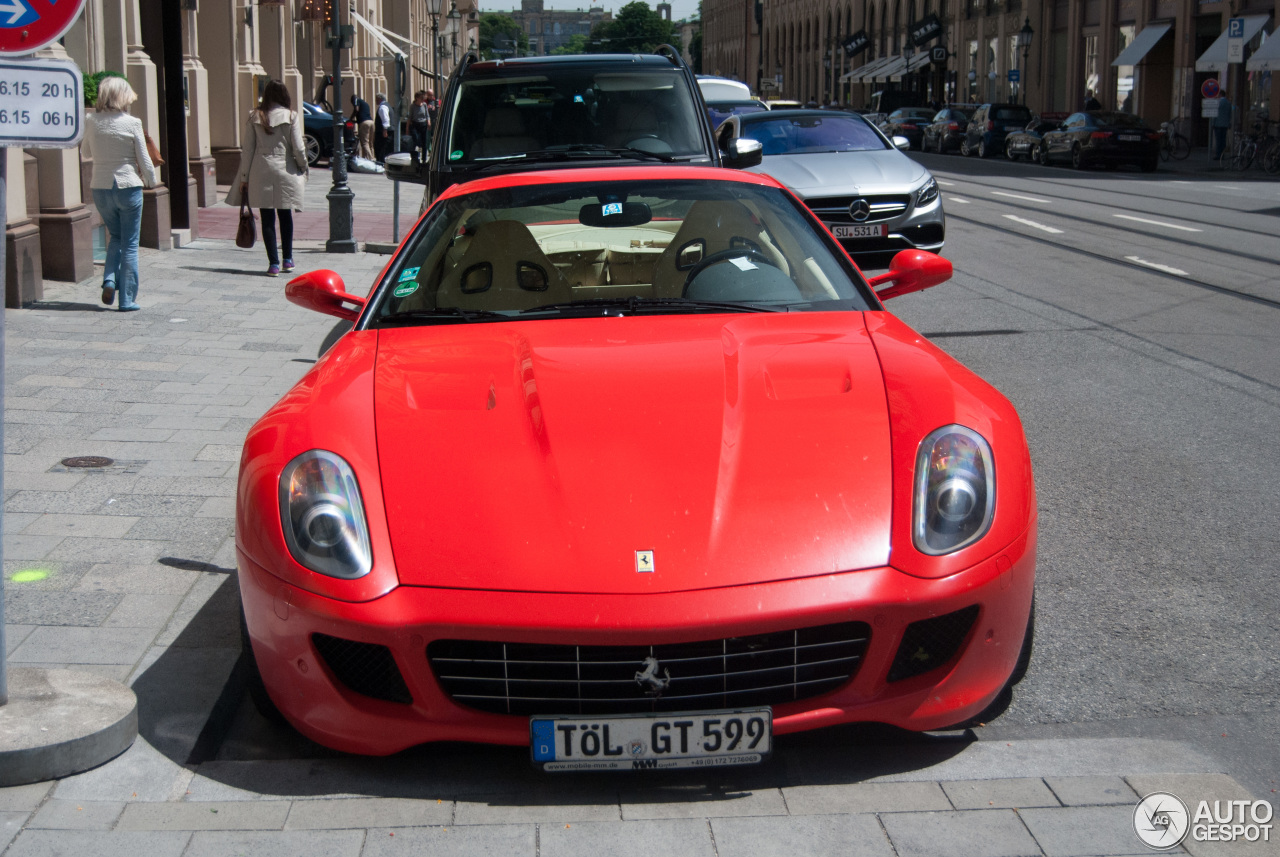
[1261,121,1280,175]
[1220,122,1263,171]
[1157,117,1190,161]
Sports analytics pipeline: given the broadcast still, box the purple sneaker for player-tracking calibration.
[267,264,280,277]
[282,259,295,273]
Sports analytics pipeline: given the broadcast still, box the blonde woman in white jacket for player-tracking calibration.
[82,76,157,311]
[227,79,309,276]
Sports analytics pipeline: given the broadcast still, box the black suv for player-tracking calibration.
[386,46,762,203]
[962,103,1034,157]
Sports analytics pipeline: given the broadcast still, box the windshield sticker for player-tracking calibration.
[397,267,421,282]
[450,150,464,161]
[602,203,623,217]
[729,257,758,272]
[574,94,584,103]
[392,282,420,298]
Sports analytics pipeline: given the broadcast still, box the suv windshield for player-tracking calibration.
[992,106,1033,122]
[372,178,873,324]
[741,113,887,155]
[447,67,706,162]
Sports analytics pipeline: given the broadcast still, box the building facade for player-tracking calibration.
[703,0,1275,128]
[6,0,480,307]
[498,0,613,55]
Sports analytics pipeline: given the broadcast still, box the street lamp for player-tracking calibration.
[326,0,356,253]
[427,0,443,91]
[1016,17,1034,105]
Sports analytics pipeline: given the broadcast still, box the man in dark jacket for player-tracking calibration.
[350,94,374,160]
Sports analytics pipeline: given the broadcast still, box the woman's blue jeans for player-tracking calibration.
[92,184,144,309]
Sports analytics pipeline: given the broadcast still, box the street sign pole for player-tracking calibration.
[326,1,357,253]
[1,139,6,706]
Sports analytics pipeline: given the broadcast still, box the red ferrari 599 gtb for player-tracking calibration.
[236,166,1036,768]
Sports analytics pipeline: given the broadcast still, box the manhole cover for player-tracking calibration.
[60,456,115,469]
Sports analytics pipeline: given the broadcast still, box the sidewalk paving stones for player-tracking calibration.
[879,809,1043,857]
[1043,776,1140,806]
[1018,805,1152,857]
[360,825,534,857]
[539,818,716,857]
[2,830,193,857]
[621,787,787,819]
[0,814,27,852]
[710,814,896,857]
[284,798,453,830]
[783,780,953,815]
[115,800,292,831]
[183,829,366,857]
[27,799,125,830]
[941,777,1062,809]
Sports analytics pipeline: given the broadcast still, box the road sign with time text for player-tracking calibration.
[0,57,83,147]
[0,0,88,56]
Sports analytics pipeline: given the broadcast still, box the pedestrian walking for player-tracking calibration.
[226,79,309,277]
[409,90,431,160]
[82,76,157,312]
[1212,90,1234,160]
[1084,91,1101,111]
[374,93,392,162]
[350,93,375,160]
[425,89,438,129]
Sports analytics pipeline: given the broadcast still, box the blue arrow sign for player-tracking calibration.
[0,0,39,29]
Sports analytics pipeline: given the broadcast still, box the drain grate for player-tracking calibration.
[61,456,115,468]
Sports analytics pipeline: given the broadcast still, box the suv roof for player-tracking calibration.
[385,46,764,202]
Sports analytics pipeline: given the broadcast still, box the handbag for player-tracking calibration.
[236,200,256,249]
[144,132,164,167]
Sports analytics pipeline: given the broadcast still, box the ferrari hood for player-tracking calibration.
[749,150,929,195]
[374,313,892,594]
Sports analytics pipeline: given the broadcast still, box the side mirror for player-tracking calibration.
[384,152,428,185]
[892,135,911,150]
[723,137,764,169]
[865,250,952,301]
[285,270,367,321]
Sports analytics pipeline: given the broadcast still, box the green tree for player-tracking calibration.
[688,5,702,72]
[551,34,590,56]
[478,13,529,59]
[586,2,674,54]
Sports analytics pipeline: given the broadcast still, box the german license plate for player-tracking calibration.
[1118,134,1141,142]
[831,223,886,239]
[1006,125,1022,132]
[531,708,772,771]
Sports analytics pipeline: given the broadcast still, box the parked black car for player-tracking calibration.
[1038,111,1160,171]
[881,107,936,150]
[962,103,1034,158]
[301,102,355,167]
[922,106,975,154]
[706,99,769,131]
[1004,118,1060,161]
[384,47,762,204]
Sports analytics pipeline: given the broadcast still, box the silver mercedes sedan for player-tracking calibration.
[716,109,944,265]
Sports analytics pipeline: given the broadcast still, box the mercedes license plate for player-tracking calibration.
[831,223,886,239]
[1118,134,1141,142]
[531,708,772,771]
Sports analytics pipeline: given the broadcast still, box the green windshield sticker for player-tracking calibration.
[393,282,419,298]
[450,149,464,161]
[398,267,421,282]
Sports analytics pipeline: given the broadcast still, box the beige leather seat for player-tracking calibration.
[435,220,573,312]
[652,201,788,298]
[471,107,539,159]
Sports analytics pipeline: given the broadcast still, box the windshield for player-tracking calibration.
[447,68,705,163]
[1092,112,1149,128]
[740,113,887,155]
[894,109,935,121]
[993,107,1032,122]
[370,179,874,324]
[707,101,768,129]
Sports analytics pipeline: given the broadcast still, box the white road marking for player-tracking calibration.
[935,179,956,186]
[1112,214,1202,232]
[1003,214,1063,234]
[947,196,971,204]
[1124,256,1188,276]
[1169,180,1191,184]
[992,190,1051,203]
[1216,185,1240,190]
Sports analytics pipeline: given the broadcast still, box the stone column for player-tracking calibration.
[261,3,304,109]
[32,43,95,282]
[184,6,217,207]
[5,149,42,308]
[200,0,243,183]
[114,0,169,250]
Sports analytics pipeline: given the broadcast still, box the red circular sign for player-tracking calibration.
[1201,78,1221,99]
[0,0,88,56]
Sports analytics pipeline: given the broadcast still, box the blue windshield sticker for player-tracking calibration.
[397,267,420,282]
[574,94,584,103]
[602,203,623,217]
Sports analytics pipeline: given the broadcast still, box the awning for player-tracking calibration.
[876,56,908,81]
[842,55,895,82]
[906,52,933,72]
[1195,15,1268,72]
[1111,23,1171,66]
[1247,32,1280,71]
[349,10,407,59]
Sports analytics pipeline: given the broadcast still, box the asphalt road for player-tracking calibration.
[886,152,1280,795]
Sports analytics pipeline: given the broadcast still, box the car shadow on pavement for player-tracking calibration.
[129,570,976,804]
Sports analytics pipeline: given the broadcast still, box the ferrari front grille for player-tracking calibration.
[312,633,413,705]
[427,622,871,716]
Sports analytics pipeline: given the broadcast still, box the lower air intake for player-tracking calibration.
[887,605,980,683]
[312,633,413,704]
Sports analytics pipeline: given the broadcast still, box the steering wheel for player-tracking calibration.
[682,249,780,295]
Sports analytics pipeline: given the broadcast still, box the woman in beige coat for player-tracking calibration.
[227,80,308,276]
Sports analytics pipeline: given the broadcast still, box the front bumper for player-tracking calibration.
[827,194,946,259]
[239,529,1034,756]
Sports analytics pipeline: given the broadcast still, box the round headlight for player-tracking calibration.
[913,425,995,555]
[278,450,372,579]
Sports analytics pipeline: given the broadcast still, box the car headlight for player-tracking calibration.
[913,426,995,555]
[278,450,372,579]
[915,177,939,206]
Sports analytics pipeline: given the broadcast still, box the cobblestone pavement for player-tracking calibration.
[2,240,1277,857]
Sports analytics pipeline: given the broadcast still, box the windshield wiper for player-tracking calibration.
[470,145,678,168]
[518,297,781,316]
[379,307,510,324]
[599,146,679,163]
